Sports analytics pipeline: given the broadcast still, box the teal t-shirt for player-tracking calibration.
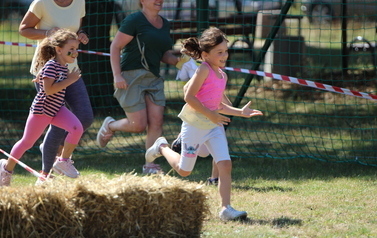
[118,11,172,77]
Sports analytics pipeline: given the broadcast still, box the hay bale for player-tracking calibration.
[0,185,83,238]
[0,174,209,238]
[72,174,209,237]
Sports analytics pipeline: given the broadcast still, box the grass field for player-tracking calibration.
[2,11,377,237]
[6,152,377,237]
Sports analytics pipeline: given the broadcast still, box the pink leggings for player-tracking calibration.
[10,106,83,159]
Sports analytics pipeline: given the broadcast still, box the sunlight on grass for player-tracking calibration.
[201,175,377,237]
[2,9,377,237]
[5,144,377,237]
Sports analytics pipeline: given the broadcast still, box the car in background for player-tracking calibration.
[160,0,285,20]
[1,0,287,21]
[301,0,377,24]
[60,0,286,20]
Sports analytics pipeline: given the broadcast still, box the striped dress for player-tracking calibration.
[30,59,67,117]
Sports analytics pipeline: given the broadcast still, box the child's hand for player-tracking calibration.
[176,53,191,69]
[68,67,81,82]
[240,101,263,118]
[32,71,41,83]
[208,109,231,126]
[114,75,128,89]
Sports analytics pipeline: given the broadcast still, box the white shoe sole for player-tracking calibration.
[96,117,115,147]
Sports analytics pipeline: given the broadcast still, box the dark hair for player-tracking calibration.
[181,27,228,60]
[34,28,78,72]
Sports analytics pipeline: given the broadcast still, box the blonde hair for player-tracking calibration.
[34,28,78,72]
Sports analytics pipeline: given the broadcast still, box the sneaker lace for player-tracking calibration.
[57,158,76,170]
[66,159,77,168]
[227,206,236,212]
[102,132,113,141]
[1,172,11,185]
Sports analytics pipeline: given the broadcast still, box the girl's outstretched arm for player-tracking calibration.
[219,101,263,118]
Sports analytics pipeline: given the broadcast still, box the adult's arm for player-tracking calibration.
[110,31,133,89]
[19,12,88,44]
[19,11,46,40]
[161,50,179,66]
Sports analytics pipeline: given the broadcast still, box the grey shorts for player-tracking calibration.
[114,69,165,113]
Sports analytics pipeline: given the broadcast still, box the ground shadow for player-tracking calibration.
[244,216,303,228]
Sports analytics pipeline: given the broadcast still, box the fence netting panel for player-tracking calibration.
[1,0,377,166]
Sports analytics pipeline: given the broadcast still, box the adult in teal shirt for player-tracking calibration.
[118,10,172,77]
[97,0,184,174]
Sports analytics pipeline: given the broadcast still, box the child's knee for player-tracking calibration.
[68,124,84,140]
[217,160,232,172]
[177,169,191,177]
[75,124,84,135]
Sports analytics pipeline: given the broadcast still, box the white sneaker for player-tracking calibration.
[96,116,116,148]
[53,158,80,178]
[142,163,164,174]
[219,205,247,221]
[35,172,55,186]
[145,137,169,163]
[0,159,12,187]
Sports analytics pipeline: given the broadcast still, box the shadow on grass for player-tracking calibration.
[240,216,303,228]
[232,185,294,193]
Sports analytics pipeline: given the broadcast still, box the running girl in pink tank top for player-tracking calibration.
[145,27,263,221]
[0,29,84,186]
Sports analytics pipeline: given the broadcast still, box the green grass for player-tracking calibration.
[2,11,377,237]
[0,7,377,238]
[1,17,377,162]
[9,153,377,237]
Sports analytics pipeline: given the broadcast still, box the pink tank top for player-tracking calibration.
[196,62,227,111]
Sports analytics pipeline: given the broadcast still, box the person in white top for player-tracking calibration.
[19,0,93,180]
[0,29,83,186]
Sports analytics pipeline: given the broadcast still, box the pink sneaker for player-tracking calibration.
[35,172,55,186]
[53,158,80,178]
[96,116,116,148]
[0,159,12,187]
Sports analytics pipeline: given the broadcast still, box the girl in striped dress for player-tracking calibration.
[0,29,83,186]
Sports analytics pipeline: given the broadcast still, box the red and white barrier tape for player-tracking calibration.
[0,41,110,56]
[2,40,377,101]
[224,67,377,101]
[0,149,45,180]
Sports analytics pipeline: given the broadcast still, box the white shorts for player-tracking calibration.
[179,121,231,172]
